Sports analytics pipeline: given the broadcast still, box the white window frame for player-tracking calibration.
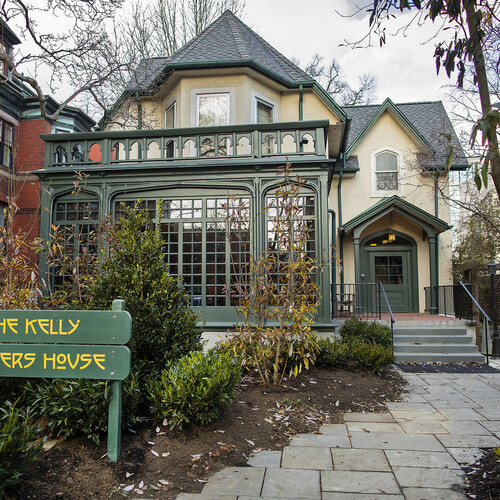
[252,91,277,123]
[191,87,235,127]
[371,147,404,197]
[164,100,177,129]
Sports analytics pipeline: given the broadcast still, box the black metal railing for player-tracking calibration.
[333,283,388,320]
[424,284,473,320]
[379,282,395,338]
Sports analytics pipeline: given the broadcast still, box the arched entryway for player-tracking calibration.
[361,230,419,313]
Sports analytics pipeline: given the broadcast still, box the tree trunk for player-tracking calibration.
[465,1,500,198]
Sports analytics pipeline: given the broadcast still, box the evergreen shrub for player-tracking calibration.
[147,351,241,429]
[339,317,392,347]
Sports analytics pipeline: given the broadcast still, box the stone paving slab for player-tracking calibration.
[474,407,500,419]
[446,447,484,465]
[281,446,332,470]
[384,450,460,469]
[390,409,445,421]
[330,448,391,472]
[346,422,404,434]
[402,487,466,500]
[437,408,486,420]
[261,469,320,499]
[322,494,404,500]
[398,421,448,434]
[176,495,237,500]
[479,420,500,433]
[392,466,464,489]
[247,451,282,468]
[440,419,491,435]
[401,393,427,403]
[429,400,481,409]
[343,412,396,423]
[321,470,401,495]
[289,434,351,448]
[200,467,265,497]
[349,432,446,451]
[437,434,500,448]
[386,402,437,411]
[320,423,348,434]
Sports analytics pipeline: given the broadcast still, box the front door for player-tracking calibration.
[369,251,410,312]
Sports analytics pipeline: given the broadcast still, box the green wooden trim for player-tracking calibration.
[343,195,451,235]
[345,98,434,158]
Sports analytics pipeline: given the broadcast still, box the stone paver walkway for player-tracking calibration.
[176,366,500,499]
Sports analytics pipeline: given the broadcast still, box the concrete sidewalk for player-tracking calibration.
[177,365,500,499]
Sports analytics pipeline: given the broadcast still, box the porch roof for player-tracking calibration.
[342,195,452,237]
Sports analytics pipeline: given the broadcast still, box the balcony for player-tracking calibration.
[41,120,329,170]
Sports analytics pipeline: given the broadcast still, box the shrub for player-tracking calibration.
[88,205,203,373]
[350,341,395,373]
[315,337,350,368]
[0,402,44,497]
[147,351,241,429]
[30,371,143,444]
[0,379,39,410]
[339,317,392,347]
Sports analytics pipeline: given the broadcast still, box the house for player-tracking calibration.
[0,20,94,243]
[36,11,466,330]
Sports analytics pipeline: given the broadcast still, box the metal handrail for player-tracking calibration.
[378,282,395,340]
[459,281,491,364]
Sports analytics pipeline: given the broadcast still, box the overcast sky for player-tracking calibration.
[242,0,455,105]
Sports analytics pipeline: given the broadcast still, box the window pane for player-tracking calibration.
[198,94,228,127]
[376,172,398,190]
[376,152,398,172]
[257,100,273,123]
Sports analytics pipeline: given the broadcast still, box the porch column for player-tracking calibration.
[428,234,438,314]
[353,235,361,284]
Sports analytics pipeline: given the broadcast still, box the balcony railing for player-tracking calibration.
[41,120,328,169]
[424,284,473,320]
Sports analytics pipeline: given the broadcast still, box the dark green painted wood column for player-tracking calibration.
[428,234,438,314]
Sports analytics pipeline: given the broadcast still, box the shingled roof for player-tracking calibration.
[127,10,315,92]
[342,100,468,169]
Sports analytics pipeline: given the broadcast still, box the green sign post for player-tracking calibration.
[0,299,132,462]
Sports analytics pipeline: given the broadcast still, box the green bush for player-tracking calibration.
[315,337,350,368]
[88,205,203,374]
[350,340,395,373]
[0,379,39,409]
[147,351,242,429]
[339,317,392,347]
[30,371,143,444]
[0,402,44,497]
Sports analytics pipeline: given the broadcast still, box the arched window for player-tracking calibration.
[372,150,401,195]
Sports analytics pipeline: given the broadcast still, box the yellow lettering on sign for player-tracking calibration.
[94,354,106,370]
[50,320,58,335]
[68,320,80,335]
[7,319,18,334]
[58,320,67,335]
[67,354,80,369]
[56,354,66,369]
[24,353,36,368]
[38,319,49,334]
[12,353,24,369]
[25,319,37,334]
[0,353,11,367]
[0,318,5,334]
[43,353,56,369]
[80,353,92,370]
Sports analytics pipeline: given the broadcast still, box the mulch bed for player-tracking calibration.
[8,366,406,500]
[463,448,500,499]
[396,362,500,374]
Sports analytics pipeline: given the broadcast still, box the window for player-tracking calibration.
[165,102,176,129]
[115,195,250,307]
[197,93,229,127]
[256,99,273,124]
[0,119,13,170]
[372,149,402,196]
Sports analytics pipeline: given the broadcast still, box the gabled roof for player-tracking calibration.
[127,10,314,92]
[342,99,468,170]
[343,195,451,236]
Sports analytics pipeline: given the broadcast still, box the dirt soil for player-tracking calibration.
[8,366,406,500]
[463,448,500,499]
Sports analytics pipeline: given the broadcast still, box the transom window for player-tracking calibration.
[115,196,250,307]
[374,150,399,192]
[197,93,229,127]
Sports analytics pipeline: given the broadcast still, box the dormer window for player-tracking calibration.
[372,149,402,196]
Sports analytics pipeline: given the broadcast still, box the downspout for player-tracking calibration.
[434,174,440,314]
[338,168,344,292]
[135,92,143,160]
[328,209,337,318]
[299,84,303,121]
